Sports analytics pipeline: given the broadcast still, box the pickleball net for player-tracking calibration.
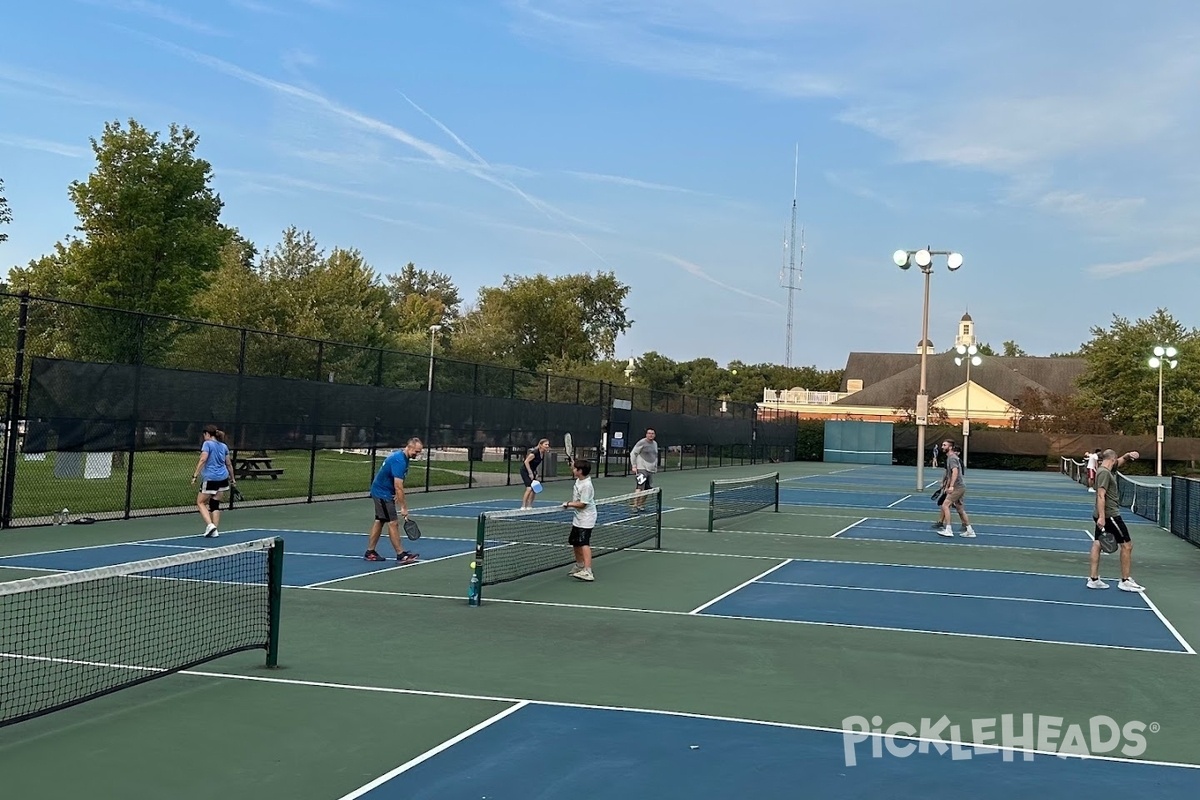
[707,472,780,531]
[1,537,284,728]
[472,488,662,602]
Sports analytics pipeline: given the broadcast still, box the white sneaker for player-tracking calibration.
[572,568,594,582]
[1118,579,1145,592]
[936,527,954,538]
[568,564,582,576]
[1087,578,1109,589]
[1088,488,1096,493]
[203,523,219,538]
[959,527,977,538]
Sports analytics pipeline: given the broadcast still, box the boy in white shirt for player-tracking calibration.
[562,459,596,581]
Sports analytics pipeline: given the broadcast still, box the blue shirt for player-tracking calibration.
[201,440,230,481]
[370,451,410,500]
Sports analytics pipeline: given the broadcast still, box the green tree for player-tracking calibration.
[1076,309,1200,436]
[455,272,632,372]
[975,342,997,356]
[1001,340,1028,357]
[62,119,226,363]
[0,177,11,244]
[386,263,462,326]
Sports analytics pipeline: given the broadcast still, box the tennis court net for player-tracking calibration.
[707,472,780,531]
[473,488,662,602]
[1,537,284,728]
[1116,472,1170,527]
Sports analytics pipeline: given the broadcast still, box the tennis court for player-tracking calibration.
[3,462,1200,797]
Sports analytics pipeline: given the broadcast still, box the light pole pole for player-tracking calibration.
[427,324,443,392]
[1148,345,1178,477]
[893,247,964,490]
[955,344,981,470]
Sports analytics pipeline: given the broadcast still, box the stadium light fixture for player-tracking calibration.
[1149,344,1179,476]
[954,344,982,469]
[894,246,965,490]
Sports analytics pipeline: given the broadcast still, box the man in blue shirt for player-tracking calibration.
[364,437,423,563]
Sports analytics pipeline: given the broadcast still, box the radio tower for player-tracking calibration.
[781,145,803,367]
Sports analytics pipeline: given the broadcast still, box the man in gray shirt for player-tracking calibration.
[935,440,976,538]
[629,428,658,512]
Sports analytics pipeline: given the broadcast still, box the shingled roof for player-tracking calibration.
[834,351,1086,410]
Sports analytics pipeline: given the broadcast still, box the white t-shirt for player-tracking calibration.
[1086,452,1098,471]
[570,476,596,529]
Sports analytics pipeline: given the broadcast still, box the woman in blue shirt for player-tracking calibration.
[191,425,236,538]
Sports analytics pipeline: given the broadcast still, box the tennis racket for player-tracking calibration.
[931,488,946,505]
[403,517,422,541]
[231,485,245,503]
[564,433,574,461]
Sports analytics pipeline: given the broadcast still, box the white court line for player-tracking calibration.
[886,495,912,508]
[334,701,530,800]
[171,670,1200,771]
[687,559,793,615]
[830,518,868,538]
[303,550,474,588]
[754,580,1150,612]
[1139,592,1197,655]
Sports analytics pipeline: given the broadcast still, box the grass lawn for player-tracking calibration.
[9,450,475,521]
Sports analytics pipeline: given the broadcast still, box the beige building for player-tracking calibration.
[760,314,1086,428]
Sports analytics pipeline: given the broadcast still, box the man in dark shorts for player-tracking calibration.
[520,439,551,509]
[1089,448,1143,591]
[629,428,658,512]
[364,438,422,564]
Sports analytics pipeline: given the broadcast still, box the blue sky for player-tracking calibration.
[2,1,1199,372]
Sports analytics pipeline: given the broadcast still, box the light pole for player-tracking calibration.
[1148,345,1178,477]
[955,344,982,469]
[427,324,442,392]
[893,247,964,490]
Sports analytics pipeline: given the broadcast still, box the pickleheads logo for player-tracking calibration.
[841,714,1156,766]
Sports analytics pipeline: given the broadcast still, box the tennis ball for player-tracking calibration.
[470,561,476,570]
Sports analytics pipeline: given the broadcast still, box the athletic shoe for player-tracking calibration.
[936,527,954,538]
[397,552,420,565]
[1118,579,1145,592]
[572,568,594,582]
[959,526,977,538]
[364,550,386,562]
[568,564,583,576]
[1087,578,1109,589]
[203,523,219,538]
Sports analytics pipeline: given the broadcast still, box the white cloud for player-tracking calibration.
[1086,247,1200,279]
[660,254,783,308]
[79,0,229,36]
[0,135,89,158]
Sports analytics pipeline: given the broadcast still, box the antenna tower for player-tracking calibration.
[781,145,803,366]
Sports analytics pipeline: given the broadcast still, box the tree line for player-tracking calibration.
[0,119,840,406]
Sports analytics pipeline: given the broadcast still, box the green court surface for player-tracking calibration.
[3,463,1200,798]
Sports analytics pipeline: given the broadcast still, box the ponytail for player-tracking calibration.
[203,424,227,443]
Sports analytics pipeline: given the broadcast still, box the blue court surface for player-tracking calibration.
[0,528,477,588]
[343,702,1200,798]
[833,517,1097,553]
[691,560,1193,654]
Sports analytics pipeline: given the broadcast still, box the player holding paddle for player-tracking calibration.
[363,437,423,564]
[1088,449,1143,591]
[520,439,552,509]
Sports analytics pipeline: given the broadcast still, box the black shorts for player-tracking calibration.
[1100,515,1132,544]
[373,497,399,522]
[520,467,536,487]
[200,478,230,495]
[634,471,653,490]
[569,526,593,547]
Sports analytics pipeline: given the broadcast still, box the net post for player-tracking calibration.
[266,537,284,668]
[707,480,716,532]
[774,472,780,513]
[654,487,663,549]
[472,513,486,606]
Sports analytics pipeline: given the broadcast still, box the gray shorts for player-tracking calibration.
[373,497,398,522]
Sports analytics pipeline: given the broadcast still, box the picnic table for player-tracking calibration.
[235,455,285,480]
